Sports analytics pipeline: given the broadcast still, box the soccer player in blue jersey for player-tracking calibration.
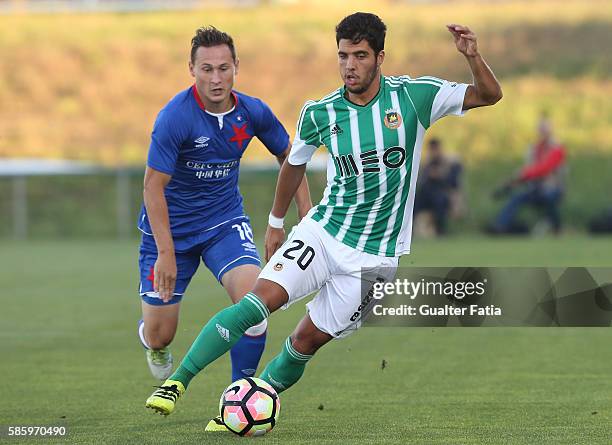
[136,26,312,426]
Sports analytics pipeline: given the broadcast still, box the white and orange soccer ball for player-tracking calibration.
[219,377,280,436]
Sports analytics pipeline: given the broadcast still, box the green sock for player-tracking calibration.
[259,337,313,393]
[170,292,269,388]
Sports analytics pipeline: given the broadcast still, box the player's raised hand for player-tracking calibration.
[447,24,478,57]
[154,253,177,303]
[265,226,285,262]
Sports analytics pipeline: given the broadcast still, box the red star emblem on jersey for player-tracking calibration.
[229,123,251,150]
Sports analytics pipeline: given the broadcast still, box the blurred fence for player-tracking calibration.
[0,159,325,240]
[0,159,139,239]
[1,154,611,240]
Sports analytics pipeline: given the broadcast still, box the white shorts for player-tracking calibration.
[259,218,398,338]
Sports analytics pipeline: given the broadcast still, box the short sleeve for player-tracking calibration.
[252,99,290,156]
[430,79,469,125]
[288,101,322,166]
[402,76,468,128]
[147,109,187,176]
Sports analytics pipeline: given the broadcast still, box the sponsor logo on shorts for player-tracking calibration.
[216,323,230,342]
[242,241,258,252]
[350,277,385,322]
[274,262,284,271]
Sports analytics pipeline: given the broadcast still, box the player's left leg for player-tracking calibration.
[259,314,332,393]
[259,226,399,394]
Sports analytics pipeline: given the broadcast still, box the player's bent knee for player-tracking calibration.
[144,326,176,350]
[290,336,318,356]
[290,331,330,356]
[244,319,267,337]
[252,278,289,313]
[147,335,174,350]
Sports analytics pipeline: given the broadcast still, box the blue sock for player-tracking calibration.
[230,329,267,382]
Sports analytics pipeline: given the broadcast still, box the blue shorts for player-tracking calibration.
[138,216,261,306]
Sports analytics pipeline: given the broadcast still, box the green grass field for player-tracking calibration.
[2,237,611,444]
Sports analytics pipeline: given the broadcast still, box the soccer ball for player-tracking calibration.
[219,377,280,436]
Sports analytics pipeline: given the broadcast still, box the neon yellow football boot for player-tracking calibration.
[205,415,229,432]
[145,379,185,416]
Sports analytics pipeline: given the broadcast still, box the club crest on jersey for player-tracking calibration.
[384,109,402,130]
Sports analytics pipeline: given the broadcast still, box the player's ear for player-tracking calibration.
[377,50,385,67]
[234,57,240,75]
[189,60,195,78]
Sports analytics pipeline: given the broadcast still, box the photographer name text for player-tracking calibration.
[373,304,502,317]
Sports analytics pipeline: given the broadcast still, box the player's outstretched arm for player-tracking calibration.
[265,161,307,261]
[143,166,177,302]
[446,24,503,110]
[276,145,313,219]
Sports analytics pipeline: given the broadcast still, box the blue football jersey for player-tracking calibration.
[138,85,289,237]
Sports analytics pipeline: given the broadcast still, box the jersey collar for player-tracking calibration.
[191,84,239,111]
[341,75,385,109]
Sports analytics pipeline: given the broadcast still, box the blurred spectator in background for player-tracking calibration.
[588,207,612,233]
[490,116,566,235]
[414,138,464,236]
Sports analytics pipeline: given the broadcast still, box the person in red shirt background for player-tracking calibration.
[491,116,566,234]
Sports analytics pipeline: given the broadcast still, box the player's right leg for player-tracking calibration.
[146,219,331,416]
[145,279,288,415]
[138,234,200,380]
[139,302,180,380]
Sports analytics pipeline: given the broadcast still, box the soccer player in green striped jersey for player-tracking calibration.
[145,12,502,418]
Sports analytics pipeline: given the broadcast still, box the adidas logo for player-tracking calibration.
[267,376,286,390]
[154,384,180,402]
[216,323,230,342]
[330,123,343,136]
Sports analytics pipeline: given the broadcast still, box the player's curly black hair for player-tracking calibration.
[335,12,387,54]
[191,26,236,63]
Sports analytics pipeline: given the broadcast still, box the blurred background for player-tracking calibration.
[0,0,611,241]
[2,2,611,442]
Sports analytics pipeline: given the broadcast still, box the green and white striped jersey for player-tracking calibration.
[288,75,468,257]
